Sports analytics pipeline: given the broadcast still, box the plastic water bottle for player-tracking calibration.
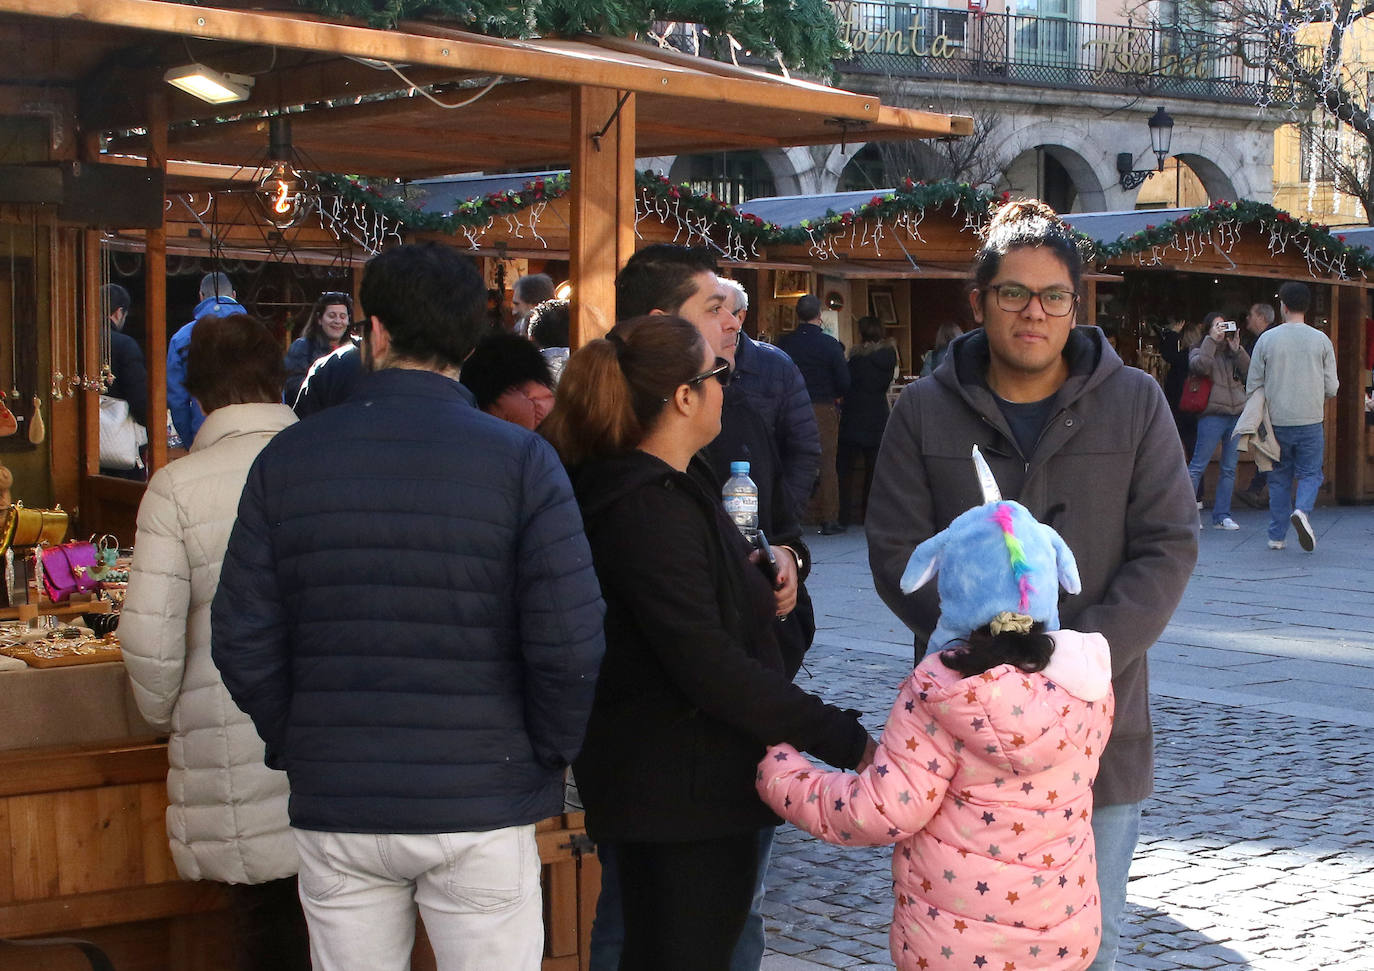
[723,461,759,543]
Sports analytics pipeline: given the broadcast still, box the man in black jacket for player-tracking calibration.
[777,295,850,534]
[99,283,149,478]
[212,243,605,971]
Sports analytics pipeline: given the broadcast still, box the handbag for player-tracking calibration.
[8,503,69,549]
[1179,374,1212,414]
[99,395,147,471]
[37,541,100,603]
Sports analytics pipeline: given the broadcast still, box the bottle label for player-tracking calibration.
[723,495,758,521]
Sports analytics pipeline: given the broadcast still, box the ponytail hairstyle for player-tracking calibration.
[970,198,1085,301]
[939,622,1056,677]
[541,315,706,468]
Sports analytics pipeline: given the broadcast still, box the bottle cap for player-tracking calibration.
[730,461,750,475]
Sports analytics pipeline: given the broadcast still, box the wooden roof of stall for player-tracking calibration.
[0,0,971,177]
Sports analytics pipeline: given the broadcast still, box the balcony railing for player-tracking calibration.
[827,2,1279,103]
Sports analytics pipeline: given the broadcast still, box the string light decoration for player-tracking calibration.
[1084,199,1374,280]
[319,170,1374,281]
[317,173,571,254]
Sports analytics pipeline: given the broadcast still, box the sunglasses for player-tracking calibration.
[687,357,731,388]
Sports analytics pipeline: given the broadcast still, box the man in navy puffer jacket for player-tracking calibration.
[212,243,605,971]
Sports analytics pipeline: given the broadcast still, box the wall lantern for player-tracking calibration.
[1116,106,1175,191]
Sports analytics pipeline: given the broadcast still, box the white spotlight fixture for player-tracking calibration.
[164,63,254,104]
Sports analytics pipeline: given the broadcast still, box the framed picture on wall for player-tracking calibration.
[773,270,811,298]
[870,288,898,325]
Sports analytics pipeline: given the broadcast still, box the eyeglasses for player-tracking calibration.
[986,284,1078,318]
[319,291,352,305]
[687,357,731,388]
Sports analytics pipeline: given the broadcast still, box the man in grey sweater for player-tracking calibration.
[1245,281,1338,552]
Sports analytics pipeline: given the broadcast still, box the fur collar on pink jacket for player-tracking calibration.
[758,629,1114,971]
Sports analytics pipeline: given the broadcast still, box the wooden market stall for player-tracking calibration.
[0,1,972,967]
[1073,206,1373,504]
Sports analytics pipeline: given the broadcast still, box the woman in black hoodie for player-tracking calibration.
[542,315,872,970]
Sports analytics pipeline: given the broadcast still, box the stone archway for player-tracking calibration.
[1000,142,1108,214]
[1170,151,1242,203]
[988,120,1113,212]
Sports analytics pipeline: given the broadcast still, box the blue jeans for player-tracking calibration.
[728,828,777,971]
[1087,802,1141,971]
[1268,422,1325,542]
[1188,413,1240,523]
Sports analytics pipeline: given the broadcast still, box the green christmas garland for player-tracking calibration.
[319,173,1374,278]
[284,0,845,74]
[1085,199,1374,275]
[320,172,571,234]
[635,170,1002,247]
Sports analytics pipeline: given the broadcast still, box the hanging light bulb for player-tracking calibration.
[260,159,305,229]
[258,116,310,230]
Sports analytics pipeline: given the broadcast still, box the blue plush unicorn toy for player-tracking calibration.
[899,447,1081,652]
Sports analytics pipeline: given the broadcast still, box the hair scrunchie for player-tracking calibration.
[988,611,1034,636]
[605,332,627,358]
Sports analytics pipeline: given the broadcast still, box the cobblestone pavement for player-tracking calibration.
[762,504,1374,971]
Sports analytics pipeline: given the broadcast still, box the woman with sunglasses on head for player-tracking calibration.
[284,291,354,404]
[541,316,873,971]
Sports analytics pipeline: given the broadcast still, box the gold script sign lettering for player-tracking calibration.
[838,21,959,57]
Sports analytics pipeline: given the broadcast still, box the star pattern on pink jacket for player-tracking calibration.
[757,630,1115,971]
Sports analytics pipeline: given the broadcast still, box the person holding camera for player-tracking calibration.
[1187,314,1250,530]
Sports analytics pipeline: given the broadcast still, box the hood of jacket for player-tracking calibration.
[192,294,245,322]
[941,324,1121,416]
[572,449,698,526]
[915,632,1111,776]
[848,338,897,360]
[190,402,298,453]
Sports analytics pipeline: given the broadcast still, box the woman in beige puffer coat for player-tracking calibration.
[1186,313,1250,530]
[120,313,308,970]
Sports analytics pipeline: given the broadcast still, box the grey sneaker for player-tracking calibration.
[1267,539,1286,550]
[1213,518,1240,530]
[1291,510,1315,551]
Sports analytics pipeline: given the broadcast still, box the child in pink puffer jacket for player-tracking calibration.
[758,497,1114,971]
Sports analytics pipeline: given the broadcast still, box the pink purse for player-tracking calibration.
[37,541,100,603]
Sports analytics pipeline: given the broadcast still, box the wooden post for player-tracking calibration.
[1332,282,1365,502]
[145,94,169,474]
[569,87,635,350]
[82,231,101,480]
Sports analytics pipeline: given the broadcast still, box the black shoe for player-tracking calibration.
[819,521,846,536]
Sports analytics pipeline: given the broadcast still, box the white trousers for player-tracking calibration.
[292,824,543,971]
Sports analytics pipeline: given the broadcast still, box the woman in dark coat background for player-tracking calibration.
[541,315,871,970]
[283,291,352,404]
[837,315,898,527]
[1159,313,1205,470]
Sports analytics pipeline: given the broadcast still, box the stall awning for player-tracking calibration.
[1061,208,1194,245]
[0,0,972,178]
[738,189,900,228]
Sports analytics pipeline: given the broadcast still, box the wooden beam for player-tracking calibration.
[1333,283,1365,501]
[569,88,632,349]
[145,92,168,474]
[82,230,100,480]
[0,0,930,129]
